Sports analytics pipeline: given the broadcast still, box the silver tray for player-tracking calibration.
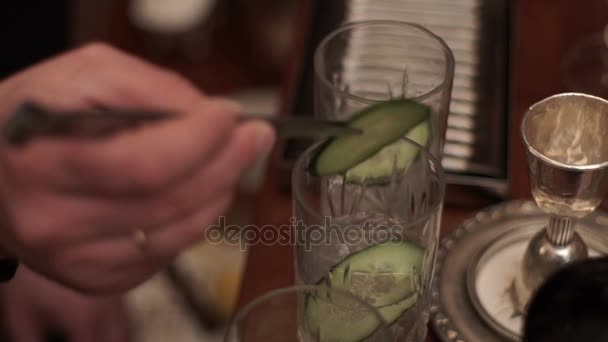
[430,200,608,342]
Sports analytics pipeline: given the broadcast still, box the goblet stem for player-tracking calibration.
[546,216,575,246]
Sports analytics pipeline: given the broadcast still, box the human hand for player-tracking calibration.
[0,266,130,342]
[0,42,275,293]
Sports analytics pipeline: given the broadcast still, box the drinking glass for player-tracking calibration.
[224,285,393,341]
[293,138,445,341]
[314,20,455,158]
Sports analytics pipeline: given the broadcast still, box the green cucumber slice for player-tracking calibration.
[378,293,419,324]
[305,292,385,342]
[305,243,424,340]
[345,120,431,183]
[304,293,419,342]
[310,99,431,176]
[328,242,425,307]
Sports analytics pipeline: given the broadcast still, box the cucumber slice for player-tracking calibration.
[305,243,424,340]
[304,293,419,342]
[378,293,419,324]
[345,120,431,183]
[330,271,414,307]
[305,292,385,342]
[328,242,425,307]
[310,99,431,176]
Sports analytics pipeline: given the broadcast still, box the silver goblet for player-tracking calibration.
[517,93,608,310]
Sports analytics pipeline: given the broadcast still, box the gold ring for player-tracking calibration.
[132,229,148,251]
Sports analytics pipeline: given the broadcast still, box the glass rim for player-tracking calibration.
[225,284,389,341]
[314,20,456,104]
[521,92,608,171]
[292,137,446,228]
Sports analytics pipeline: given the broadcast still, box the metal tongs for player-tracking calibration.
[3,102,361,146]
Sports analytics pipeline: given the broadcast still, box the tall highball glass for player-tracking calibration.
[293,138,445,341]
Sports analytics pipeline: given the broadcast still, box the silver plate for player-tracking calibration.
[430,200,608,342]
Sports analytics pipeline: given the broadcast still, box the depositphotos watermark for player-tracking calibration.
[204,217,406,251]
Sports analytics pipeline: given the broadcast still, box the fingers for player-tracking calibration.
[200,119,276,190]
[37,190,232,294]
[62,297,130,342]
[81,119,274,230]
[0,42,254,197]
[53,192,233,271]
[102,301,132,342]
[9,165,228,248]
[2,97,243,196]
[0,42,279,294]
[48,294,130,342]
[64,319,101,342]
[143,192,234,259]
[0,42,202,115]
[47,260,161,295]
[58,97,242,195]
[6,119,275,249]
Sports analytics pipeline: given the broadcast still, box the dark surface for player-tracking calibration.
[0,2,70,79]
[473,0,511,180]
[523,257,608,342]
[0,258,18,282]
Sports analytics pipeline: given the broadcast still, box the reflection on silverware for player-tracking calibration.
[518,93,608,312]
